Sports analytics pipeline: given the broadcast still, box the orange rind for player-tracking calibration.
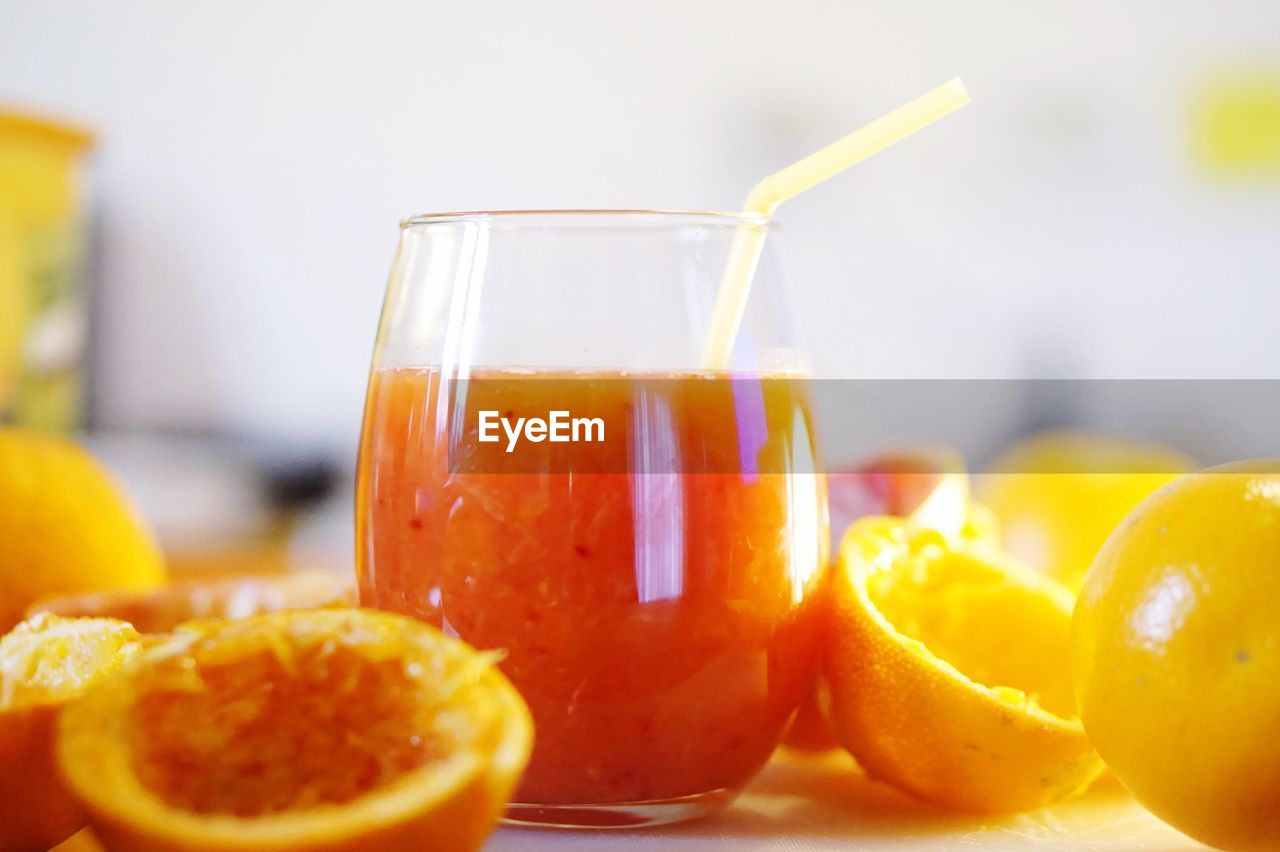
[57,608,532,852]
[827,517,1102,813]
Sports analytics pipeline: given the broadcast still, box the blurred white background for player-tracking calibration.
[2,0,1278,459]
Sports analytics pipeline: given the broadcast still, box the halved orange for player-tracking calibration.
[0,614,141,852]
[57,608,532,852]
[826,517,1102,813]
[29,571,355,634]
[785,478,998,755]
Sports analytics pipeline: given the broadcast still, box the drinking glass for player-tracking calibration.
[357,210,827,828]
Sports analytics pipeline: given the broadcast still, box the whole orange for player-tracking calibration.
[978,431,1193,590]
[0,428,165,631]
[1073,462,1280,850]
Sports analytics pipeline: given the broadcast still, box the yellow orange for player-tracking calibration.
[1073,462,1280,851]
[0,428,165,632]
[826,517,1102,812]
[0,614,141,852]
[57,608,533,852]
[977,431,1193,589]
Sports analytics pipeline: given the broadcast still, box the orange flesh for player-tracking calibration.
[357,367,827,804]
[128,643,454,816]
[0,616,140,708]
[865,546,1076,718]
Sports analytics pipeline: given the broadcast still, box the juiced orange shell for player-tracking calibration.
[57,609,533,852]
[0,614,142,852]
[826,518,1102,812]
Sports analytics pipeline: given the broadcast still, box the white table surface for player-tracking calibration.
[487,751,1202,851]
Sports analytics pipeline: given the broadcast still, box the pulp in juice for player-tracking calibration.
[357,367,827,805]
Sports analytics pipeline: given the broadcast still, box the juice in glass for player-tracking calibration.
[357,211,826,826]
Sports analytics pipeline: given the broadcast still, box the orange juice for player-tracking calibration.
[357,367,826,809]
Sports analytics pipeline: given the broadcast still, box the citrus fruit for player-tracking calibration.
[826,516,1102,812]
[57,608,533,852]
[0,209,26,414]
[787,450,988,754]
[29,571,355,634]
[0,613,141,852]
[1073,462,1280,851]
[977,431,1193,590]
[0,428,166,632]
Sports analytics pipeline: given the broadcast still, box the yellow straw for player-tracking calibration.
[700,77,971,369]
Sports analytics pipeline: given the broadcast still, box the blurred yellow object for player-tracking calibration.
[1074,461,1280,851]
[1191,70,1280,176]
[0,109,94,430]
[0,613,141,852]
[977,432,1194,590]
[826,517,1102,813]
[0,428,166,632]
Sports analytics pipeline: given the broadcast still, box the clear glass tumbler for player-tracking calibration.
[357,211,827,828]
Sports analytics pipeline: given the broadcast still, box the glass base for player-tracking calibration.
[503,788,737,829]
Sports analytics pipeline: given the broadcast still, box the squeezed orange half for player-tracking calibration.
[57,609,532,852]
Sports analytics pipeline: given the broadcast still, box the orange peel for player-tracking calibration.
[57,608,532,852]
[826,517,1102,812]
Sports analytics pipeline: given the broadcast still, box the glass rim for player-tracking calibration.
[399,209,774,229]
